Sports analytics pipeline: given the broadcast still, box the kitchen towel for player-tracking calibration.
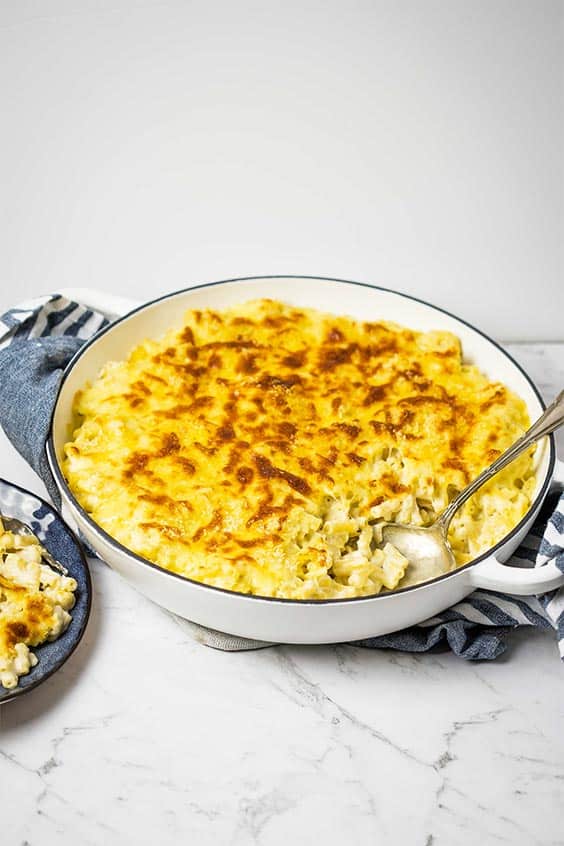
[0,292,563,660]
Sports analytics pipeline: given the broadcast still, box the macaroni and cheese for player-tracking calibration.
[63,299,535,599]
[0,529,77,689]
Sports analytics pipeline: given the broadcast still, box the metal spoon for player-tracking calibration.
[381,390,564,588]
[0,514,68,576]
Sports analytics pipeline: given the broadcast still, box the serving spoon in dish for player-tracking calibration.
[381,389,564,588]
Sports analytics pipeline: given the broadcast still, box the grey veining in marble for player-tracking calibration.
[1,343,563,846]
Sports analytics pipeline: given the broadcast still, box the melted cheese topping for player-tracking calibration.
[63,299,535,599]
[0,530,77,689]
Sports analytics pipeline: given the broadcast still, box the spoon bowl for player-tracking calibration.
[382,523,456,588]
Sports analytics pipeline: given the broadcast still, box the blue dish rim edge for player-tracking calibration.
[0,476,92,705]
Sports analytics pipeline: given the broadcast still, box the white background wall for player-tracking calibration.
[1,0,562,341]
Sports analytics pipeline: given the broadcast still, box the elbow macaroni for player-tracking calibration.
[0,530,77,690]
[62,299,535,600]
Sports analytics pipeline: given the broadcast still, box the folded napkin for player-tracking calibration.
[1,293,563,659]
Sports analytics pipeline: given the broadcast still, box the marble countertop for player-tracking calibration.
[1,342,563,846]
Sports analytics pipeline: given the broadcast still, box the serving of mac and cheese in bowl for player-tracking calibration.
[47,277,559,643]
[0,478,91,702]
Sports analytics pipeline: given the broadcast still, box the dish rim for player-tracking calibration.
[0,475,92,705]
[47,275,555,606]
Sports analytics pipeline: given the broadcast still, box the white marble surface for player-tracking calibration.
[0,344,562,845]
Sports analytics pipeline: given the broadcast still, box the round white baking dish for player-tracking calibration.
[47,277,564,643]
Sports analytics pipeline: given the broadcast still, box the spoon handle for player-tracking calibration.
[438,389,564,531]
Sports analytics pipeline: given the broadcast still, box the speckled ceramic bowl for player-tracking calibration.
[0,477,91,705]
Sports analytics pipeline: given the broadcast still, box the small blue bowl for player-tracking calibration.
[0,477,91,705]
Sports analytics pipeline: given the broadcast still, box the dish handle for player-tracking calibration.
[468,557,564,595]
[58,287,141,319]
[469,459,563,595]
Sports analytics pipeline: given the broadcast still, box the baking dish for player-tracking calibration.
[47,276,564,643]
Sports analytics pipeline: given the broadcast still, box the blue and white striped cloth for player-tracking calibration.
[0,292,563,659]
